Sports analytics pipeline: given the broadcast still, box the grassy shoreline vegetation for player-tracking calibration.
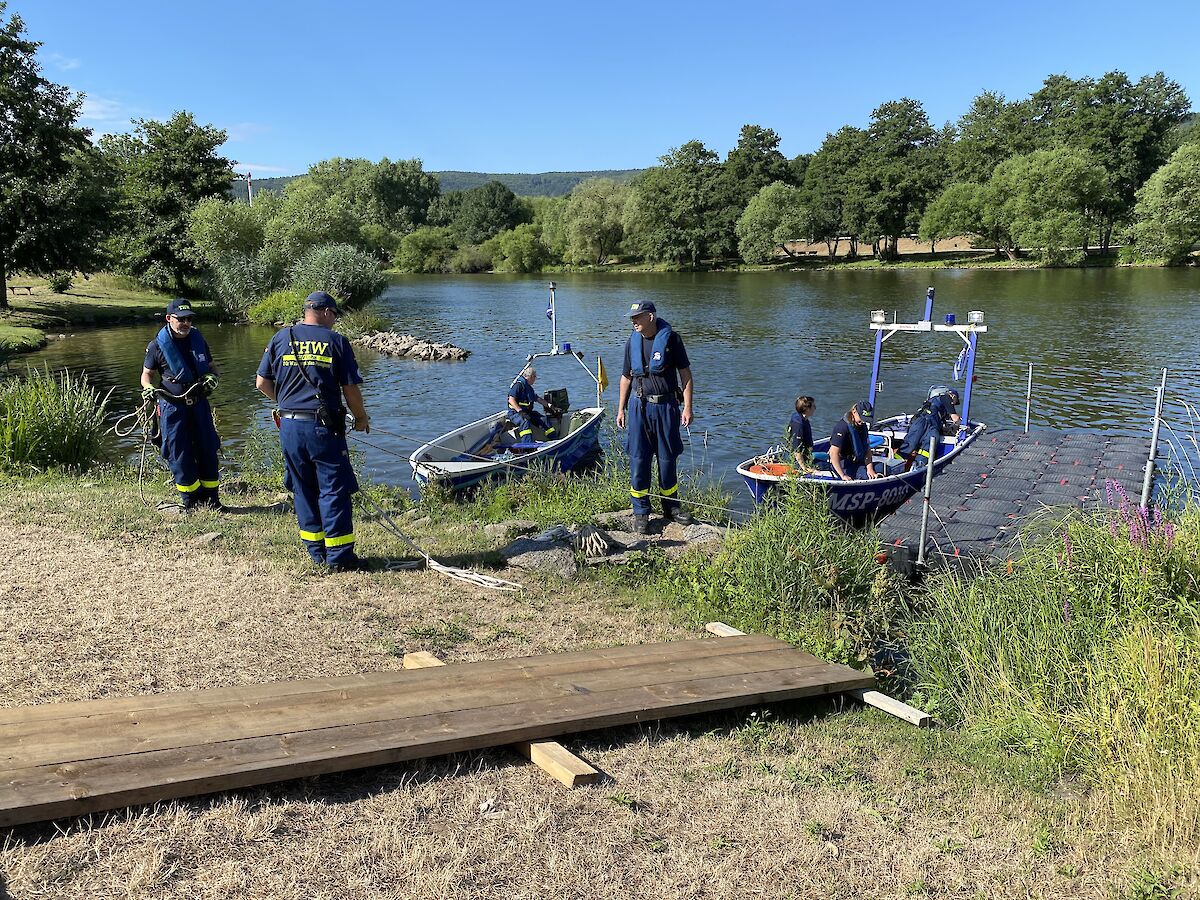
[2,376,1199,896]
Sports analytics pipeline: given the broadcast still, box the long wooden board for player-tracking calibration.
[0,636,873,827]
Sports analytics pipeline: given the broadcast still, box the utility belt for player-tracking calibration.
[633,378,682,405]
[279,406,347,435]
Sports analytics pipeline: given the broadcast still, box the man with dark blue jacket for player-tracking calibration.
[140,299,222,510]
[256,291,372,571]
[617,301,695,534]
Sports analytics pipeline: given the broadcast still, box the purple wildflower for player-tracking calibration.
[1063,599,1072,623]
[1062,531,1074,568]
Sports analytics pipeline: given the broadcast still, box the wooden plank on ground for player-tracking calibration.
[0,633,786,728]
[403,651,600,788]
[704,622,931,727]
[0,637,873,827]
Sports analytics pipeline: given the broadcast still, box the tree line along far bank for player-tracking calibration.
[3,2,1199,318]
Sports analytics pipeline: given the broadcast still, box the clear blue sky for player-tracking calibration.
[15,0,1200,177]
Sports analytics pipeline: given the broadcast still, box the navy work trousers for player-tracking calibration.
[507,408,555,440]
[626,396,684,516]
[280,418,359,565]
[158,396,220,498]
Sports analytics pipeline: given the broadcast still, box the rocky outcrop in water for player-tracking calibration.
[353,331,470,361]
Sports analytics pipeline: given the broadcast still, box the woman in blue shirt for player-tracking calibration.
[787,395,816,471]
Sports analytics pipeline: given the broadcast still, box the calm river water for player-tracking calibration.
[26,268,1200,499]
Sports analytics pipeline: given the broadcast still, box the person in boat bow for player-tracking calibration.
[787,395,816,472]
[899,387,960,468]
[617,300,695,534]
[829,400,879,481]
[507,366,557,441]
[140,299,222,511]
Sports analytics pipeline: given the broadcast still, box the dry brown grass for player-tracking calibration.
[0,478,1182,899]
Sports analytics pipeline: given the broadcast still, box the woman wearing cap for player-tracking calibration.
[828,400,879,481]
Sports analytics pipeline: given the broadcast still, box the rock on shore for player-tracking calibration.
[353,331,470,361]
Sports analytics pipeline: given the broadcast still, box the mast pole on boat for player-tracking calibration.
[959,331,979,425]
[548,281,558,350]
[868,327,884,408]
[922,286,935,322]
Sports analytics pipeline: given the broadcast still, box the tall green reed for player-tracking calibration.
[908,488,1200,858]
[0,367,111,473]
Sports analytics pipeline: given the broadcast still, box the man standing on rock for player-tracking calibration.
[140,299,222,511]
[255,291,372,572]
[617,301,695,534]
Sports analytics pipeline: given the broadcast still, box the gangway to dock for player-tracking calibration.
[0,635,874,828]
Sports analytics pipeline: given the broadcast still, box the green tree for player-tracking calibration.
[1132,143,1200,263]
[561,178,628,265]
[985,147,1107,262]
[452,181,528,244]
[394,226,457,273]
[303,157,439,235]
[261,178,360,269]
[948,90,1034,183]
[735,182,812,263]
[102,111,232,289]
[486,223,550,273]
[187,197,266,266]
[857,98,944,259]
[623,140,730,267]
[918,182,985,252]
[802,126,868,258]
[0,4,106,307]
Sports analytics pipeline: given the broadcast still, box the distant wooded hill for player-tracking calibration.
[230,168,645,202]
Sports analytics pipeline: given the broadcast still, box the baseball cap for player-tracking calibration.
[166,299,195,317]
[628,301,656,317]
[854,400,874,422]
[304,291,340,312]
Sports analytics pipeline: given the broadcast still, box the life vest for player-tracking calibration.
[627,319,674,377]
[844,416,869,463]
[156,326,210,387]
[509,375,535,408]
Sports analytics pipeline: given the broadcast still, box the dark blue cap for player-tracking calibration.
[305,291,340,312]
[166,298,195,317]
[628,301,656,317]
[854,400,874,421]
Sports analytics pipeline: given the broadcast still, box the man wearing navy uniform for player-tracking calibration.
[617,301,695,534]
[140,299,222,510]
[255,291,371,571]
[507,366,556,440]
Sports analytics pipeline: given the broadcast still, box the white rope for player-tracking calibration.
[358,493,522,592]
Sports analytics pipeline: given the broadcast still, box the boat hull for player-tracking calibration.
[738,417,986,526]
[410,407,605,493]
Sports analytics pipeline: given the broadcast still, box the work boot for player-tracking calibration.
[197,486,225,512]
[663,507,695,526]
[632,515,649,535]
[328,554,371,573]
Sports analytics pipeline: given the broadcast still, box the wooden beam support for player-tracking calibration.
[402,651,602,787]
[703,622,931,728]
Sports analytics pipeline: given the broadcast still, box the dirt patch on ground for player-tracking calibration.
[0,523,1148,898]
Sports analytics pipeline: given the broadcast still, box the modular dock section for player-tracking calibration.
[879,427,1152,567]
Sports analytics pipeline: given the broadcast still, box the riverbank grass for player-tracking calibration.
[1,273,216,332]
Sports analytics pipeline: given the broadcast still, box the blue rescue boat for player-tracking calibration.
[738,288,989,524]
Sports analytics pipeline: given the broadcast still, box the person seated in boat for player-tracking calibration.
[787,395,816,472]
[828,400,879,481]
[507,366,558,442]
[899,387,960,469]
